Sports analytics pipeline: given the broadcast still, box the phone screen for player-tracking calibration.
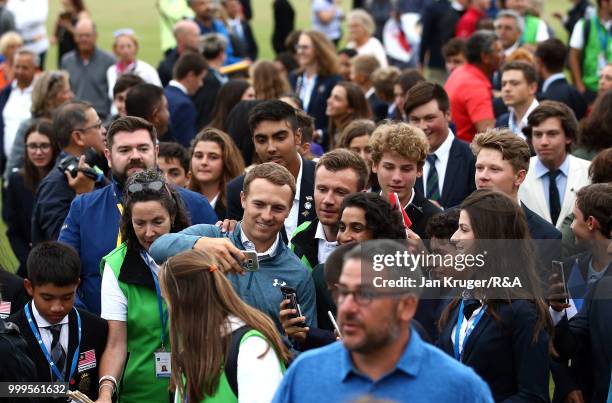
[552,260,568,304]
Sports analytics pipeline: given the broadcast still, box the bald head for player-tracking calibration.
[74,18,97,54]
[173,20,200,53]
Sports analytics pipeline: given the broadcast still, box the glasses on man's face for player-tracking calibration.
[75,121,103,133]
[127,180,165,195]
[334,284,410,306]
[26,142,52,152]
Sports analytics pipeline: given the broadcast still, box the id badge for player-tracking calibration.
[154,351,171,378]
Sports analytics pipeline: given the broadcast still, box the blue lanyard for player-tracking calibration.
[453,300,486,361]
[594,17,610,55]
[143,251,169,349]
[25,302,81,382]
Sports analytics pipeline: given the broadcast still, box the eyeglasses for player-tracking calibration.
[26,142,52,152]
[127,180,165,194]
[75,121,103,133]
[334,284,408,306]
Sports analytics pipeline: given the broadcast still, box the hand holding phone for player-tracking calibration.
[549,260,570,311]
[280,286,306,328]
[241,251,259,272]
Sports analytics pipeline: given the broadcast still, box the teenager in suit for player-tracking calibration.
[349,55,387,122]
[405,82,476,209]
[519,101,591,230]
[164,52,206,148]
[8,242,108,402]
[437,189,552,403]
[226,100,316,241]
[289,31,341,149]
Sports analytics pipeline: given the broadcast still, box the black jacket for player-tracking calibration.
[192,71,223,131]
[272,0,295,54]
[0,83,11,174]
[3,171,35,274]
[539,77,587,121]
[157,48,179,87]
[420,0,451,70]
[404,188,443,239]
[415,137,476,209]
[9,306,108,402]
[290,219,319,270]
[0,268,29,317]
[0,318,38,403]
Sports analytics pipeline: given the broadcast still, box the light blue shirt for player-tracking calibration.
[534,156,570,213]
[272,329,494,403]
[312,0,342,41]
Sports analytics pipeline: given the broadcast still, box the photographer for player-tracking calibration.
[31,100,108,244]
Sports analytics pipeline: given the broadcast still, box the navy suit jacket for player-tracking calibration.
[495,112,510,129]
[164,85,197,148]
[438,300,550,403]
[539,77,587,121]
[226,157,316,239]
[416,137,476,209]
[289,72,340,149]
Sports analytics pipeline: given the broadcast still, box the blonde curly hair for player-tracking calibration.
[369,122,429,168]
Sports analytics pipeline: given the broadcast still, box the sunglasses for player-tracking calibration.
[127,180,164,194]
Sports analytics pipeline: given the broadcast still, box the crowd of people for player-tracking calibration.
[0,0,612,402]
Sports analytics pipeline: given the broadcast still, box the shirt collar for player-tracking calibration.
[534,154,570,179]
[451,0,465,11]
[294,157,303,202]
[379,189,415,210]
[365,87,375,98]
[240,226,280,257]
[10,80,33,93]
[542,73,566,93]
[509,98,539,129]
[340,327,425,381]
[31,301,69,328]
[503,41,520,56]
[169,80,188,95]
[315,220,336,243]
[431,129,454,160]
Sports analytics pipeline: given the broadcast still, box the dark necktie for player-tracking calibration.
[48,324,66,378]
[548,169,561,225]
[426,154,440,201]
[463,299,482,319]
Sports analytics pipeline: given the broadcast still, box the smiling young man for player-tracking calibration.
[290,149,368,270]
[58,116,217,314]
[518,101,591,229]
[226,100,316,241]
[369,122,442,238]
[404,81,476,209]
[496,61,539,138]
[150,162,317,331]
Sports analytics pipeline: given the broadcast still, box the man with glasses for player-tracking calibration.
[58,116,217,315]
[32,100,107,244]
[272,240,494,403]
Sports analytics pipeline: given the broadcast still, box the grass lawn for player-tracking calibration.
[0,0,572,271]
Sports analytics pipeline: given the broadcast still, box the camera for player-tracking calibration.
[57,152,100,180]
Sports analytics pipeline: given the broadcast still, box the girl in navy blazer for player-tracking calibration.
[437,189,553,403]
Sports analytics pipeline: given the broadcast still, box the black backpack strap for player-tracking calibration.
[225,325,252,398]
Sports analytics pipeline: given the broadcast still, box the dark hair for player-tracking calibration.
[27,242,81,286]
[426,208,460,239]
[339,192,407,240]
[578,92,612,153]
[113,73,145,98]
[395,68,425,95]
[201,33,226,60]
[22,119,59,192]
[575,183,612,238]
[371,66,401,102]
[52,100,93,149]
[107,116,157,150]
[527,101,578,151]
[208,79,252,132]
[442,38,466,59]
[465,30,498,64]
[403,81,450,116]
[501,60,538,84]
[125,83,165,120]
[589,148,612,183]
[338,48,358,58]
[295,109,314,144]
[535,38,567,73]
[337,119,375,149]
[328,82,372,147]
[274,51,298,76]
[173,51,207,80]
[316,149,369,190]
[159,142,189,173]
[120,169,191,251]
[248,100,299,134]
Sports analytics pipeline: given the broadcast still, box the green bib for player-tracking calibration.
[101,244,171,403]
[522,15,541,45]
[582,16,612,92]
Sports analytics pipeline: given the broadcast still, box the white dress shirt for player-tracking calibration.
[422,130,454,197]
[240,229,280,257]
[31,302,69,355]
[314,221,337,264]
[286,157,303,241]
[508,98,539,139]
[3,82,33,157]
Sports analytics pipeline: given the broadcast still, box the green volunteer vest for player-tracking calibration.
[101,243,171,403]
[522,15,540,45]
[290,220,315,271]
[174,330,285,403]
[582,16,612,91]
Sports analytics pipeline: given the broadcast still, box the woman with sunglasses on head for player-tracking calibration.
[96,169,191,403]
[188,128,245,220]
[437,189,552,403]
[4,70,75,182]
[3,119,58,277]
[160,249,290,403]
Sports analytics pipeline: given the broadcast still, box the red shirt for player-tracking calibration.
[444,63,494,143]
[455,6,486,38]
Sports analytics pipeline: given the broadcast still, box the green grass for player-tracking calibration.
[0,0,572,272]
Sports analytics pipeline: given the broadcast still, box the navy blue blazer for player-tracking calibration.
[289,72,340,149]
[495,112,510,129]
[226,157,316,236]
[416,137,476,209]
[438,300,551,403]
[164,85,197,148]
[539,77,587,121]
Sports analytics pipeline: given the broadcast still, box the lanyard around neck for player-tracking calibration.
[25,302,81,382]
[453,300,486,361]
[142,251,169,350]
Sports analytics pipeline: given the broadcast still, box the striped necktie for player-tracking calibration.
[426,154,440,200]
